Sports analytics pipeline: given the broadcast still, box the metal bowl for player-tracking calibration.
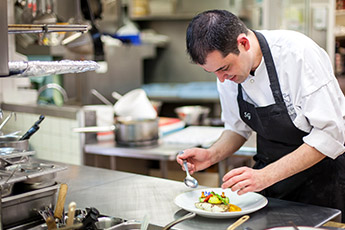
[175,106,210,125]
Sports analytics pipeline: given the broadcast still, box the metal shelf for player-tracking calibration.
[8,24,89,34]
[130,13,194,21]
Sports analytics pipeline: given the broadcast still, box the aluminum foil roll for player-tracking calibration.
[7,60,100,78]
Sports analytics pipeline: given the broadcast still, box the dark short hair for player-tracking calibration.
[186,10,249,65]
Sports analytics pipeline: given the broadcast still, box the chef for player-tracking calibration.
[177,9,345,220]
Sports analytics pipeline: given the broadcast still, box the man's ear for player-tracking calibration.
[237,34,250,51]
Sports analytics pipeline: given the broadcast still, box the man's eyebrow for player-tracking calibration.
[204,65,226,73]
[215,65,226,72]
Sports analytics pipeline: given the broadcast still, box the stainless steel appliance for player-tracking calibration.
[0,150,67,229]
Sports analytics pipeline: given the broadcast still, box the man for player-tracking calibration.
[176,9,345,219]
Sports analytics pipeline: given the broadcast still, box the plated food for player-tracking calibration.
[195,191,241,213]
[174,188,268,218]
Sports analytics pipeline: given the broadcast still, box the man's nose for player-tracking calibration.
[215,72,226,82]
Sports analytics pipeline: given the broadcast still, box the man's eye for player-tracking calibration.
[223,66,229,71]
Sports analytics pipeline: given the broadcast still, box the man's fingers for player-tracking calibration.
[222,167,248,181]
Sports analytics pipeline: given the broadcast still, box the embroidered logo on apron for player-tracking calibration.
[244,112,251,120]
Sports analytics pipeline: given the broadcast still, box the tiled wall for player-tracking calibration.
[1,111,82,165]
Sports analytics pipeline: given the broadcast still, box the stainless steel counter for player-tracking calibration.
[55,163,341,230]
[84,139,256,184]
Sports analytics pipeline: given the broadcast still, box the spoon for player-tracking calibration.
[162,212,196,230]
[178,151,198,188]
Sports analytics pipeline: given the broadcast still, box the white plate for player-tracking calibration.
[174,188,268,218]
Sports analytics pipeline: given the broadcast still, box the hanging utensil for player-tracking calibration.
[0,112,15,131]
[226,215,250,230]
[90,89,113,106]
[19,115,45,140]
[178,151,198,188]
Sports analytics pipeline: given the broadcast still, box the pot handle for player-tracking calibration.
[72,125,115,133]
[162,212,196,230]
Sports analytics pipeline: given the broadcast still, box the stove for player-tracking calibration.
[0,150,67,229]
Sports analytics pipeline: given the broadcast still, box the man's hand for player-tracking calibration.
[221,143,326,195]
[176,148,212,174]
[221,167,269,195]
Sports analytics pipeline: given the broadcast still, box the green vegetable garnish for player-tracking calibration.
[211,191,229,205]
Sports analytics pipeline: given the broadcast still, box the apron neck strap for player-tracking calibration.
[252,30,284,103]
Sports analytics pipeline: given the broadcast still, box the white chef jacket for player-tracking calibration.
[217,30,345,159]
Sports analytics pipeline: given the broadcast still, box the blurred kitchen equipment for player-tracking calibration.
[11,162,58,191]
[91,89,113,106]
[46,216,57,230]
[227,215,250,230]
[21,0,34,24]
[175,105,210,126]
[8,24,89,34]
[95,216,124,229]
[131,0,149,17]
[73,125,115,133]
[0,152,33,170]
[67,201,77,226]
[73,116,159,147]
[37,83,68,104]
[33,0,59,46]
[82,104,115,141]
[0,112,15,132]
[63,0,94,55]
[33,0,57,24]
[19,115,45,140]
[54,183,68,221]
[7,60,99,78]
[115,117,159,147]
[111,91,123,101]
[0,137,29,151]
[80,0,104,60]
[113,89,157,119]
[82,207,100,229]
[140,214,149,230]
[1,161,66,228]
[162,212,196,230]
[178,151,198,188]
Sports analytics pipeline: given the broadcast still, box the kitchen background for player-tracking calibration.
[0,0,342,184]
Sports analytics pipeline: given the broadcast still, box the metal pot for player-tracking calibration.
[73,117,159,147]
[0,136,29,151]
[115,117,159,147]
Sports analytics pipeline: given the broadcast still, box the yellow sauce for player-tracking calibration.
[229,204,242,212]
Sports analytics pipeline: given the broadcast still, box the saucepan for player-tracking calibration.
[73,117,159,147]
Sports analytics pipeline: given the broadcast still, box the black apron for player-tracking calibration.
[237,31,345,221]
